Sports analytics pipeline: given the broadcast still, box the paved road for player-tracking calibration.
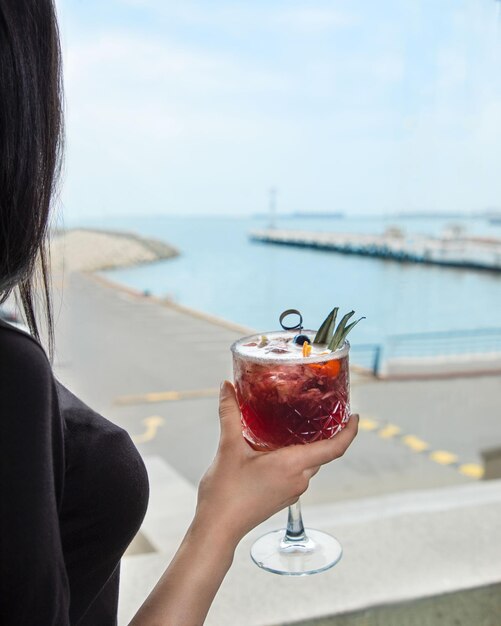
[53,272,501,505]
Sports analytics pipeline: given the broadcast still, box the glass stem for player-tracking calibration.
[285,498,307,543]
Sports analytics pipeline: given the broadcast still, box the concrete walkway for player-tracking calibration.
[51,271,501,624]
[53,272,500,504]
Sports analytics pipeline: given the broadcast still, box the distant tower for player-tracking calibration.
[268,187,277,230]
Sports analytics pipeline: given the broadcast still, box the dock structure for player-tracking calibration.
[250,229,501,272]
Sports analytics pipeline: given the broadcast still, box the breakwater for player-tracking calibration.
[250,229,501,272]
[51,228,179,273]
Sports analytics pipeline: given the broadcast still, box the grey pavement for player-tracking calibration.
[51,272,501,625]
[53,271,501,504]
[353,375,501,463]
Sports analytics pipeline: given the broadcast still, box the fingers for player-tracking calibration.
[218,380,244,444]
[290,413,359,469]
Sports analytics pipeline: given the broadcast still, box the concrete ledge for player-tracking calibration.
[285,582,501,626]
[119,458,501,626]
[384,353,501,378]
[135,456,197,551]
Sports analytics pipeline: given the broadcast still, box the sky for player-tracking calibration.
[55,0,501,221]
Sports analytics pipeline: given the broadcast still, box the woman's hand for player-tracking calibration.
[130,382,358,625]
[195,380,359,546]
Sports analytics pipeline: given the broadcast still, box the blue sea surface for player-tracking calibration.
[76,214,501,345]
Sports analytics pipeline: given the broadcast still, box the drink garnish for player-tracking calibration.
[238,309,364,360]
[314,308,365,350]
[294,333,311,346]
[314,307,338,344]
[279,309,303,331]
[258,335,269,347]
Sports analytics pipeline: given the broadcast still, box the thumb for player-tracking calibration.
[218,380,243,444]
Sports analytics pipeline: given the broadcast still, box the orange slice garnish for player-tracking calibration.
[308,359,341,377]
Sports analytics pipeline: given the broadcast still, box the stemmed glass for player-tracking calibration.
[231,328,351,576]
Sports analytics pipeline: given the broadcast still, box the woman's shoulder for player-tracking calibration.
[0,318,64,469]
[0,318,53,394]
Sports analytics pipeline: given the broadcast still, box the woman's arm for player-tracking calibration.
[130,381,358,626]
[128,513,236,626]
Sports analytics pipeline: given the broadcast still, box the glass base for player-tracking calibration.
[250,528,343,576]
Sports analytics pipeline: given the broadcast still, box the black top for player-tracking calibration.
[0,319,149,625]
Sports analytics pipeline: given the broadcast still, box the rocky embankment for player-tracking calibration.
[50,228,179,273]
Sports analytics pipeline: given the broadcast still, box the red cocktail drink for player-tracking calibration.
[231,307,360,576]
[232,330,350,451]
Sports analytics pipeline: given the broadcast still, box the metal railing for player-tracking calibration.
[350,343,382,375]
[350,328,501,377]
[386,328,501,358]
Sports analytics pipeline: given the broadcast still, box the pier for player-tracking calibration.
[250,229,501,272]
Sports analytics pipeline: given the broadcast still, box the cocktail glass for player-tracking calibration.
[231,330,351,576]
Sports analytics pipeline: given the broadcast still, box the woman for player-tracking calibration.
[0,2,358,624]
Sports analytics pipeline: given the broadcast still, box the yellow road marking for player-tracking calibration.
[129,404,485,480]
[402,435,429,453]
[378,424,401,439]
[131,416,164,444]
[116,387,220,406]
[141,391,181,403]
[429,450,458,465]
[359,417,380,431]
[458,463,484,479]
[358,415,483,480]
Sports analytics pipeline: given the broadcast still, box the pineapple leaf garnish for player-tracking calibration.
[328,310,354,350]
[314,307,338,344]
[329,316,365,350]
[314,307,365,350]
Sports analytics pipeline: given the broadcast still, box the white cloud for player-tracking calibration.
[273,7,357,32]
[113,0,357,34]
[58,0,501,218]
[65,31,291,97]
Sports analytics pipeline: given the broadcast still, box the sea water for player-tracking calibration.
[73,214,501,346]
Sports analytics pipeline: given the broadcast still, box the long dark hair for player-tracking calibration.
[0,0,63,355]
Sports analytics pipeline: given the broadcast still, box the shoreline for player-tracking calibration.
[89,271,257,336]
[84,273,391,381]
[89,273,501,381]
[51,225,501,381]
[50,225,257,336]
